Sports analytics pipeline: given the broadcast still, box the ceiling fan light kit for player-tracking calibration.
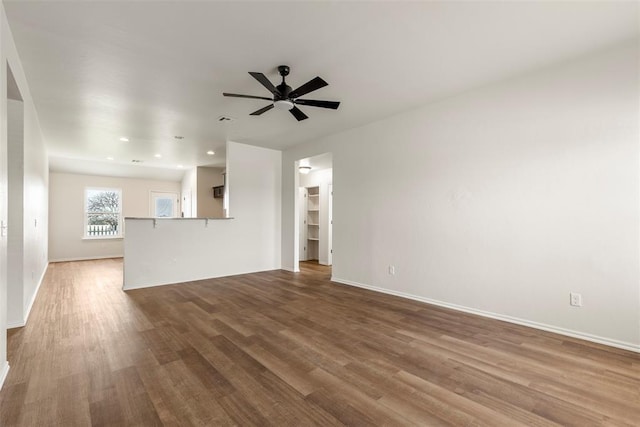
[223,65,340,121]
[274,99,294,110]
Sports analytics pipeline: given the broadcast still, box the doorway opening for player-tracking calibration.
[295,152,332,274]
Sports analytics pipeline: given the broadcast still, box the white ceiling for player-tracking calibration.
[300,152,332,173]
[4,1,638,180]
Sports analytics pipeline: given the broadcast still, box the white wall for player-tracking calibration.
[180,167,196,217]
[196,166,224,218]
[299,168,332,188]
[7,100,25,328]
[227,141,281,265]
[0,2,49,388]
[0,12,7,389]
[124,141,281,289]
[21,91,47,329]
[48,173,180,262]
[7,95,48,329]
[7,99,23,327]
[282,42,640,351]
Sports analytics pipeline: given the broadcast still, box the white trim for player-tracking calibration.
[7,320,24,329]
[123,268,280,291]
[81,236,123,241]
[49,255,123,263]
[281,266,300,273]
[0,362,9,391]
[23,262,48,325]
[84,186,123,239]
[331,277,640,354]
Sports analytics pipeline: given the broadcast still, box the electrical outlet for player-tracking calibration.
[570,292,582,307]
[388,265,395,275]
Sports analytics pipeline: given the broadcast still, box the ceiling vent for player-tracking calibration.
[131,159,144,163]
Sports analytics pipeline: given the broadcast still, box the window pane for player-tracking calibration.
[155,198,173,217]
[85,187,121,238]
[87,190,120,213]
[87,213,119,236]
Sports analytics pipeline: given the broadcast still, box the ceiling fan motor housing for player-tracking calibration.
[276,84,292,99]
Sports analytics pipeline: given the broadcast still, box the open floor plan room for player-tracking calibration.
[0,1,639,425]
[0,259,638,426]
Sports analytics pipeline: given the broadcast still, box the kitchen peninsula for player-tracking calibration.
[123,216,243,290]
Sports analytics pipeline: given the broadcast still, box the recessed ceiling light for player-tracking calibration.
[106,156,114,160]
[154,154,162,158]
[206,150,215,156]
[119,137,129,142]
[177,164,183,168]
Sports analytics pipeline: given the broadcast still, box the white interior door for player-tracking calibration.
[150,191,179,218]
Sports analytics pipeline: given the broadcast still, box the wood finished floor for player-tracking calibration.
[1,259,639,426]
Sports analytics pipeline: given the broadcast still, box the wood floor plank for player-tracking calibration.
[177,346,236,398]
[89,388,125,427]
[305,388,378,427]
[0,383,27,426]
[55,373,91,425]
[0,258,639,426]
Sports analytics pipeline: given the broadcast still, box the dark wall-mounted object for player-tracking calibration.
[213,185,224,198]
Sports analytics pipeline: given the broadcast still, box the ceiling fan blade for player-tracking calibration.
[289,76,328,98]
[294,99,340,110]
[289,106,308,121]
[248,72,279,95]
[250,104,275,116]
[223,93,273,101]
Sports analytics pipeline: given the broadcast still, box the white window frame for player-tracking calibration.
[84,187,123,239]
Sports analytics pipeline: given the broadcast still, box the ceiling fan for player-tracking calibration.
[223,65,340,121]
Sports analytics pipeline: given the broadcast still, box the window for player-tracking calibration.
[85,187,122,238]
[150,191,178,218]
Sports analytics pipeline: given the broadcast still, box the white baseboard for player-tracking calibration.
[0,362,9,391]
[49,255,123,263]
[7,262,49,329]
[331,276,640,354]
[123,267,280,291]
[7,320,24,329]
[281,266,300,273]
[22,262,49,326]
